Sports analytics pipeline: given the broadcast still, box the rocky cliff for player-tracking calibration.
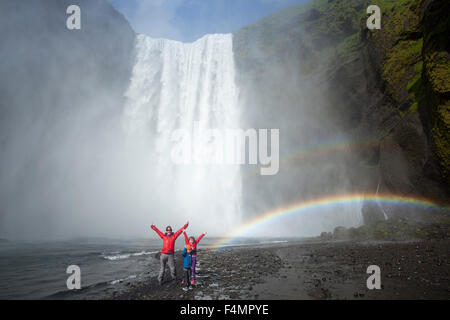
[233,0,449,224]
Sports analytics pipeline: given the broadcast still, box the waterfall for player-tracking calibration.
[122,34,242,233]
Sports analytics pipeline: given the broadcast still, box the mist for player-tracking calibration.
[0,0,367,241]
[233,14,366,237]
[0,0,139,240]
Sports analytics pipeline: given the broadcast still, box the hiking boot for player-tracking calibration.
[182,287,188,291]
[188,285,193,290]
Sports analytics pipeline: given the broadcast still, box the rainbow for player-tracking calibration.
[213,193,448,250]
[278,138,378,163]
[239,137,379,179]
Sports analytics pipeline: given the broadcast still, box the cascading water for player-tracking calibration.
[122,34,242,234]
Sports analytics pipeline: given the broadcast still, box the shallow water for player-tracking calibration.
[0,237,293,299]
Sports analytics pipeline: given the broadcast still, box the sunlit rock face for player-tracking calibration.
[232,0,449,231]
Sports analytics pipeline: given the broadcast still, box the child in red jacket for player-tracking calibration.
[183,231,206,285]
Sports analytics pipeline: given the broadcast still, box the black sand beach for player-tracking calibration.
[110,238,450,300]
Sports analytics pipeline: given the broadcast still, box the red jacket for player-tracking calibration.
[151,224,188,254]
[183,231,205,255]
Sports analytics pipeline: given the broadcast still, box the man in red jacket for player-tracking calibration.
[151,221,189,285]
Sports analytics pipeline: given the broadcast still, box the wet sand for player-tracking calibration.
[110,239,450,300]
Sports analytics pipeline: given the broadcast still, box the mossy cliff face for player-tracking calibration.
[360,0,449,217]
[233,0,449,223]
[354,0,449,214]
[421,0,450,187]
[364,0,449,189]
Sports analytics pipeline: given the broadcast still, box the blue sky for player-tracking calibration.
[109,0,309,42]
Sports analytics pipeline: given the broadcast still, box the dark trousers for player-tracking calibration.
[184,268,192,287]
[158,253,176,283]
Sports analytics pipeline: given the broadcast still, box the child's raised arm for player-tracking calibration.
[196,232,206,244]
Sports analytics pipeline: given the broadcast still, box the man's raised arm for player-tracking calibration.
[151,224,164,238]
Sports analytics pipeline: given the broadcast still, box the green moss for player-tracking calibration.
[233,0,368,78]
[367,0,427,111]
[376,0,422,34]
[381,39,423,103]
[336,32,362,60]
[425,52,450,94]
[414,61,423,74]
[421,0,450,184]
[409,102,419,114]
[407,75,426,115]
[431,102,450,182]
[376,0,413,11]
